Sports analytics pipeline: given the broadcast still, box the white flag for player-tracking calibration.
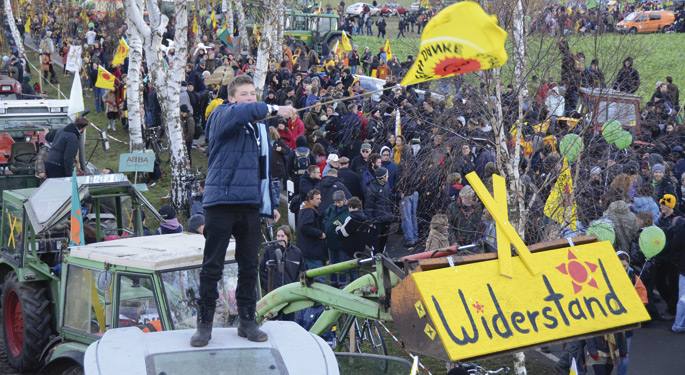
[68,72,85,117]
[65,45,82,73]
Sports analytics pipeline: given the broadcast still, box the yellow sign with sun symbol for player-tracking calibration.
[400,2,508,87]
[410,241,651,361]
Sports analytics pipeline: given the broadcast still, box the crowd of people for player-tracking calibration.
[2,2,684,372]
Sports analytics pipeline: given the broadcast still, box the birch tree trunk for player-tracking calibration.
[272,0,285,61]
[233,0,249,52]
[4,0,26,62]
[125,0,145,151]
[253,1,274,99]
[510,1,529,373]
[128,0,191,209]
[222,0,234,38]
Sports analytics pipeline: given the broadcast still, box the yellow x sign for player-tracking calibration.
[6,211,19,249]
[465,172,539,277]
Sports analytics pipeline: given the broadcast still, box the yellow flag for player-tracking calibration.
[95,65,115,90]
[383,39,392,61]
[400,2,508,87]
[211,10,217,30]
[341,31,352,52]
[192,14,199,34]
[42,13,48,27]
[569,357,579,375]
[24,16,31,33]
[543,159,577,231]
[111,38,129,67]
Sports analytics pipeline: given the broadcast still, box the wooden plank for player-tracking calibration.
[413,236,597,272]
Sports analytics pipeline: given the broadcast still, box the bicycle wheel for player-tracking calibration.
[357,320,388,356]
[152,137,170,164]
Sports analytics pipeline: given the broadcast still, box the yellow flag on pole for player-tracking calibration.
[543,158,577,231]
[95,65,115,90]
[192,14,199,34]
[24,16,31,33]
[383,39,392,61]
[111,38,129,67]
[341,31,353,52]
[400,1,508,87]
[211,10,217,30]
[569,357,579,375]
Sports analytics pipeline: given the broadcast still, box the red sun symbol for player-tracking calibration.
[433,57,481,77]
[102,72,111,80]
[556,250,599,294]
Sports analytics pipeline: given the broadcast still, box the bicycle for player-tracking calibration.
[335,314,387,356]
[450,362,511,375]
[144,125,170,164]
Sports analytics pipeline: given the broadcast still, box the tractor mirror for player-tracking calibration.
[97,271,113,291]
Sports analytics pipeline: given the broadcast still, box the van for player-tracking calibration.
[617,10,675,33]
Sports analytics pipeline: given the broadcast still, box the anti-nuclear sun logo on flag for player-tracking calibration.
[433,57,482,77]
[556,250,599,294]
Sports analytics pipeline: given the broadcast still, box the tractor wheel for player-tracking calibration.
[2,272,52,372]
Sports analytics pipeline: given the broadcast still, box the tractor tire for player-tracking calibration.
[2,272,52,372]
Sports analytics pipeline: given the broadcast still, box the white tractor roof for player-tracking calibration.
[69,233,236,271]
[84,321,339,375]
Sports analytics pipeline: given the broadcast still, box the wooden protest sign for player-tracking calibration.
[391,173,650,361]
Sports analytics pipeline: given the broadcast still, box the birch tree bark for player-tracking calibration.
[272,0,285,61]
[253,1,275,99]
[127,0,191,209]
[125,0,145,151]
[4,0,26,62]
[233,0,249,52]
[222,0,234,38]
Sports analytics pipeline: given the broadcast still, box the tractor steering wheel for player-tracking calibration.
[12,151,37,165]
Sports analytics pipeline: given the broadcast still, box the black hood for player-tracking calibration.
[64,123,81,136]
[319,176,341,189]
[350,210,368,221]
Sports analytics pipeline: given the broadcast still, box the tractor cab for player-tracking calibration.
[284,11,342,53]
[0,99,73,193]
[0,174,161,277]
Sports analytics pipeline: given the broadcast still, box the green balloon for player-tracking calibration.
[559,134,584,163]
[602,120,623,144]
[639,225,666,260]
[587,219,615,245]
[613,131,633,150]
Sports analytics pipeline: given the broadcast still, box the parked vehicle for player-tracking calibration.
[84,322,412,375]
[0,174,203,373]
[380,2,406,16]
[345,2,380,17]
[616,10,675,33]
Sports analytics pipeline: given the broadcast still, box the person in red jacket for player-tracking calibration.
[286,113,305,148]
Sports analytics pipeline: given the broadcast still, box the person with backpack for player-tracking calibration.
[323,191,351,285]
[365,167,395,252]
[336,197,374,257]
[290,164,321,220]
[290,136,314,193]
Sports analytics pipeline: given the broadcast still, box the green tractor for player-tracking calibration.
[0,99,84,196]
[0,174,241,373]
[283,11,347,56]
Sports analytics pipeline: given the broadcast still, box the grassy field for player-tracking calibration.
[350,32,685,102]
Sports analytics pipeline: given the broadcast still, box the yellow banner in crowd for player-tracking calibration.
[341,31,353,52]
[544,159,577,231]
[383,38,392,61]
[400,1,508,86]
[111,38,129,67]
[411,241,650,361]
[95,65,115,90]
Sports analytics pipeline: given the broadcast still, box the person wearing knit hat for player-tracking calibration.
[374,166,388,179]
[590,166,601,176]
[659,193,678,230]
[660,194,677,210]
[157,205,183,234]
[188,214,205,234]
[652,163,676,200]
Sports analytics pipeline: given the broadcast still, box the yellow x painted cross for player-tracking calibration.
[6,211,19,249]
[465,172,539,277]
